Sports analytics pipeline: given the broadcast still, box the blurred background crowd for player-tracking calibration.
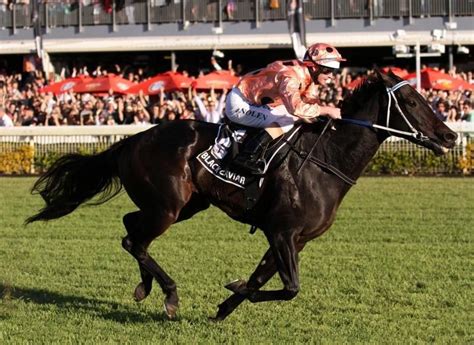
[1,56,473,127]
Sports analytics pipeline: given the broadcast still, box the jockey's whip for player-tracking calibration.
[296,118,333,174]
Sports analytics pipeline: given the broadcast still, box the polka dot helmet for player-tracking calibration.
[303,43,346,69]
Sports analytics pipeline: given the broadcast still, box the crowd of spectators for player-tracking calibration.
[0,58,473,128]
[0,58,232,127]
[418,69,474,122]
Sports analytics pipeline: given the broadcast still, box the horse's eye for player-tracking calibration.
[407,100,417,107]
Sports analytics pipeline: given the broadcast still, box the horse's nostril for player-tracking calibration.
[443,132,458,142]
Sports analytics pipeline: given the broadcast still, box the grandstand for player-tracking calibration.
[0,0,473,69]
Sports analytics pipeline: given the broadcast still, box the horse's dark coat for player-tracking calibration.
[27,71,457,320]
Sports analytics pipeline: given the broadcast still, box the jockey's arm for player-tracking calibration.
[277,71,321,120]
[277,71,341,120]
[301,83,319,104]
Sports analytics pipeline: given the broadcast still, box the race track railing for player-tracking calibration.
[0,122,472,175]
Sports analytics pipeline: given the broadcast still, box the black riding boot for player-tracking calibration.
[232,130,273,175]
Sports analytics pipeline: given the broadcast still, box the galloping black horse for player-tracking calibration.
[27,71,457,321]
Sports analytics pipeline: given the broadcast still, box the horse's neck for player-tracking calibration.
[308,92,384,181]
[339,90,386,178]
[331,121,382,179]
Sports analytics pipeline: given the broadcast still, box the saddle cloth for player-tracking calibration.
[196,123,301,189]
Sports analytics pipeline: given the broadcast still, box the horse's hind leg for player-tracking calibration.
[123,195,209,303]
[122,211,153,302]
[121,210,180,319]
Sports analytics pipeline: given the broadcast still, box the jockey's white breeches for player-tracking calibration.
[225,87,296,133]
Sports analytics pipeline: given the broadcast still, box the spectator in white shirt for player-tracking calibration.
[193,88,227,124]
[0,105,14,127]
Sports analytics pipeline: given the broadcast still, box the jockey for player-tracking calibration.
[225,43,346,175]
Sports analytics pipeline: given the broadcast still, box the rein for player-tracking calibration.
[340,80,428,141]
[296,118,333,174]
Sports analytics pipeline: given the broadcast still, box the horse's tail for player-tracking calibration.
[26,138,129,224]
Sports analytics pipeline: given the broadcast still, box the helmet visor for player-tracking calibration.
[318,60,340,69]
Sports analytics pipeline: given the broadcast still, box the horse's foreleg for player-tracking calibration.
[226,231,300,303]
[212,248,277,321]
[245,231,300,303]
[213,236,306,321]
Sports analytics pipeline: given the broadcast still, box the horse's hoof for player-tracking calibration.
[163,301,178,320]
[209,305,230,322]
[225,279,247,294]
[133,282,149,302]
[209,315,224,322]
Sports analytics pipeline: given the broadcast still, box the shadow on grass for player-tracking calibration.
[0,283,174,324]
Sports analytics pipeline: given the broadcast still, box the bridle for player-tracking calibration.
[341,80,429,141]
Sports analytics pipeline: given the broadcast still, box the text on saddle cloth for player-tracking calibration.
[197,150,249,189]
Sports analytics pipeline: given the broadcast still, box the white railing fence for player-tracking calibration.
[0,123,473,175]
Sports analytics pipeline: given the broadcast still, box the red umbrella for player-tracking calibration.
[381,66,409,78]
[127,71,193,94]
[192,70,240,90]
[39,75,92,95]
[73,74,135,94]
[404,68,474,90]
[345,76,366,90]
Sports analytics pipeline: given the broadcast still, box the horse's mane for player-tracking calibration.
[341,74,383,117]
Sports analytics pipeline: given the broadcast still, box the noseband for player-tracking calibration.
[341,80,428,141]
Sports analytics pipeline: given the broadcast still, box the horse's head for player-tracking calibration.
[374,69,457,155]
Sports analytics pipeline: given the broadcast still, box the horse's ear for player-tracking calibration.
[374,67,383,78]
[375,67,395,85]
[386,69,400,80]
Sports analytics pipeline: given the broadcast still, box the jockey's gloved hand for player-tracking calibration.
[320,106,341,120]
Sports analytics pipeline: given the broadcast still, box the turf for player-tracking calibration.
[0,177,472,343]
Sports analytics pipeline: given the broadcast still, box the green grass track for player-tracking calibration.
[0,177,472,343]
